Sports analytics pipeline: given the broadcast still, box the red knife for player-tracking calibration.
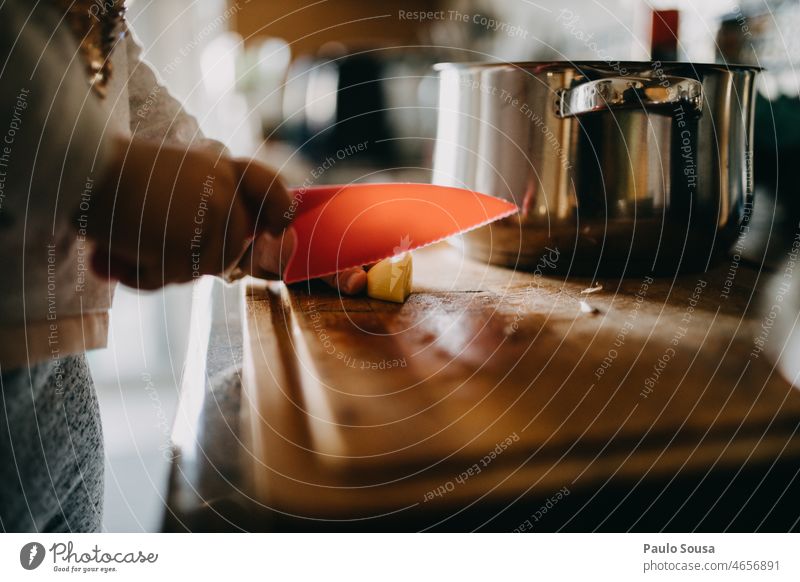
[282,183,518,284]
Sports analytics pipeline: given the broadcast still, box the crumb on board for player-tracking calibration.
[581,284,603,295]
[579,300,600,315]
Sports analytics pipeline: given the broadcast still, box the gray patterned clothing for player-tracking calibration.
[0,355,103,532]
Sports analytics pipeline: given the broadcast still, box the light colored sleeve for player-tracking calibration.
[124,28,228,158]
[0,0,113,239]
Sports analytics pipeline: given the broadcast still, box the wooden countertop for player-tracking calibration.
[239,243,800,521]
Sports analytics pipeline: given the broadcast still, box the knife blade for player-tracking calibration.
[282,183,518,284]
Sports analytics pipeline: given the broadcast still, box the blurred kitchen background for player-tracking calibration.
[97,0,799,531]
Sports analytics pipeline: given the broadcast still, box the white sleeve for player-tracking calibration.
[0,0,113,240]
[125,28,228,157]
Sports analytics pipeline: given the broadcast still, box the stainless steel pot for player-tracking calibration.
[431,61,760,275]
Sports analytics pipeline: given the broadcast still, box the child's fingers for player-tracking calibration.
[90,248,166,290]
[233,158,293,236]
[251,229,295,276]
[90,247,138,282]
[320,267,368,295]
[250,231,367,292]
[249,229,367,294]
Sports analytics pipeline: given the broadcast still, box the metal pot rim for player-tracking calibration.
[433,60,763,73]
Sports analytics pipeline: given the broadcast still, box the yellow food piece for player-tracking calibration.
[367,253,413,303]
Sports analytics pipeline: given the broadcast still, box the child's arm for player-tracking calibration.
[121,30,367,293]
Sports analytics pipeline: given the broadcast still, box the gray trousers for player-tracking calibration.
[0,354,103,532]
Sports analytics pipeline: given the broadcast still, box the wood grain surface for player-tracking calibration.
[240,244,800,518]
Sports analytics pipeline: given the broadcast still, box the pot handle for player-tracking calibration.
[555,76,703,118]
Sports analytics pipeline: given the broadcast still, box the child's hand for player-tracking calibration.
[248,229,368,295]
[86,138,367,293]
[86,138,289,289]
[230,157,367,294]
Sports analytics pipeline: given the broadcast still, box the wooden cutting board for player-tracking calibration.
[240,244,800,518]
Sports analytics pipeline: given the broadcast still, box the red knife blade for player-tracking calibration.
[282,183,518,284]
